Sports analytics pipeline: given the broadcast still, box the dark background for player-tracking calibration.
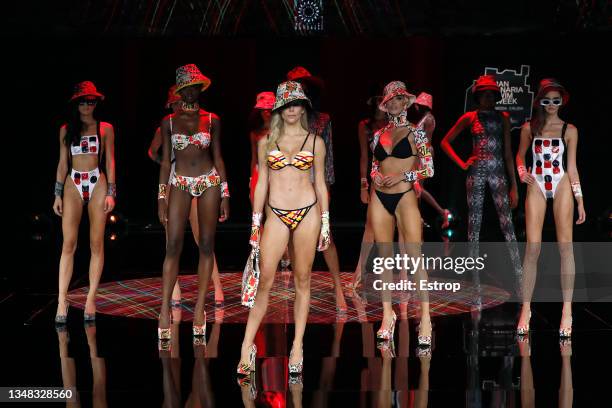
[5,1,612,292]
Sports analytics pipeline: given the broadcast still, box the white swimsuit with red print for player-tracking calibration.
[531,123,568,199]
[70,132,101,203]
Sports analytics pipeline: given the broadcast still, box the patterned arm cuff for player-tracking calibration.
[54,181,64,197]
[571,181,583,198]
[158,184,169,200]
[221,181,230,198]
[403,128,434,183]
[106,183,117,198]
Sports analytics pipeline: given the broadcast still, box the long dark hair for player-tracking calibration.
[64,99,96,146]
[529,103,547,137]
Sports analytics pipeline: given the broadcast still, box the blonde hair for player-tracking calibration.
[266,108,310,152]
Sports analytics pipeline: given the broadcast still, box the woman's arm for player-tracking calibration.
[358,121,370,201]
[516,122,535,185]
[249,138,270,247]
[56,126,69,186]
[313,135,330,251]
[157,118,172,226]
[440,112,472,170]
[210,114,230,221]
[148,127,162,164]
[53,126,70,216]
[565,125,586,224]
[502,113,518,208]
[103,123,117,212]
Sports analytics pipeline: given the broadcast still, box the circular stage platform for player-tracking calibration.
[67,272,509,323]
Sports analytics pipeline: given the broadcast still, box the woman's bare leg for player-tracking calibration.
[239,210,289,365]
[85,175,108,316]
[57,178,83,318]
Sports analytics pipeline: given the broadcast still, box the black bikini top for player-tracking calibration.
[373,136,415,161]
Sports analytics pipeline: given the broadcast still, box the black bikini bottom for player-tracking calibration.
[375,188,414,216]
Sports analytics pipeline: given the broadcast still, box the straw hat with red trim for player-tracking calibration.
[69,81,104,102]
[378,81,416,112]
[175,64,211,94]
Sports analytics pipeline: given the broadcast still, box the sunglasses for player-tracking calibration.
[79,99,98,106]
[540,98,562,106]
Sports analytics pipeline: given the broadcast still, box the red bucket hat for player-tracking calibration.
[472,75,501,101]
[165,85,181,108]
[70,81,104,102]
[175,64,211,94]
[535,78,570,105]
[415,92,433,110]
[286,66,324,89]
[254,91,275,110]
[379,81,416,112]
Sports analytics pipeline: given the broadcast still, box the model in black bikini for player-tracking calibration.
[369,81,434,348]
[238,81,330,379]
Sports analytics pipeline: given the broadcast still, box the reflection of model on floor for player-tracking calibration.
[56,323,107,406]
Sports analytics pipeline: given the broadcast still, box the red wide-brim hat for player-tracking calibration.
[379,81,416,112]
[535,78,570,105]
[70,81,105,102]
[472,75,501,101]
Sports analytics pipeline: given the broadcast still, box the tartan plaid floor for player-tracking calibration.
[67,272,509,323]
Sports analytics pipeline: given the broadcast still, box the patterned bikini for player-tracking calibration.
[70,122,102,203]
[530,123,568,199]
[267,133,316,230]
[169,114,221,196]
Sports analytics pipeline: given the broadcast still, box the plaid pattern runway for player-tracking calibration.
[67,272,509,323]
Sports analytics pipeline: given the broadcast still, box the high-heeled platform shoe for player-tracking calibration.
[193,310,207,338]
[288,347,304,375]
[55,302,69,325]
[376,311,397,341]
[559,315,572,338]
[171,299,181,309]
[237,344,257,376]
[516,311,532,336]
[417,318,433,347]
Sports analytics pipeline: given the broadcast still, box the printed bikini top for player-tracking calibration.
[70,121,101,157]
[372,125,416,162]
[267,133,315,171]
[170,113,212,151]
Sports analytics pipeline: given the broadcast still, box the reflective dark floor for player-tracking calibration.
[3,293,612,407]
[6,223,612,407]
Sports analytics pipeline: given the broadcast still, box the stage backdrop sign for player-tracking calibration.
[465,65,534,130]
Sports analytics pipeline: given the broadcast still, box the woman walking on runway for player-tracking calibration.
[149,85,225,308]
[515,79,585,338]
[53,81,116,323]
[238,81,330,377]
[369,81,434,347]
[157,64,230,341]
